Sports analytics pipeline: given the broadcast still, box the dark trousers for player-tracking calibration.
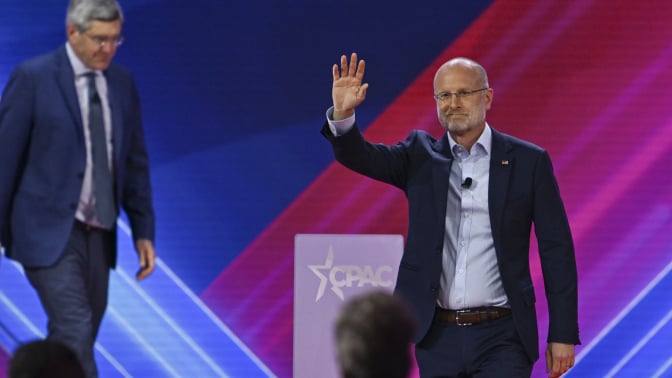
[415,313,533,378]
[24,221,113,378]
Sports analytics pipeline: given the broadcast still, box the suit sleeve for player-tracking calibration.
[321,121,410,189]
[533,150,580,345]
[0,67,34,248]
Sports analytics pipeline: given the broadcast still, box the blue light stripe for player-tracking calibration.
[604,309,672,377]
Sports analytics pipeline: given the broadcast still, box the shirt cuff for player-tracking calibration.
[326,106,355,136]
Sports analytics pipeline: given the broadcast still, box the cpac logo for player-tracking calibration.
[308,245,395,302]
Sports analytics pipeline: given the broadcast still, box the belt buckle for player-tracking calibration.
[455,309,473,326]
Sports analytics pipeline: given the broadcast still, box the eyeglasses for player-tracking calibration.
[434,87,489,103]
[83,33,124,48]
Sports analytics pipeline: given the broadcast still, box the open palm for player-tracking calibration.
[332,53,369,119]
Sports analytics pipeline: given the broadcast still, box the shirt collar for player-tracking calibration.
[447,123,492,158]
[66,42,100,77]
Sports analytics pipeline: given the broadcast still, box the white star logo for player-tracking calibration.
[308,245,335,302]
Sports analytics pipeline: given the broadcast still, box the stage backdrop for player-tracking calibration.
[1,0,671,377]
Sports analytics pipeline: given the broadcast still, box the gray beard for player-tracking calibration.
[447,121,471,135]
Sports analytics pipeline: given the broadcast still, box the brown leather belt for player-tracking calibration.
[435,307,511,326]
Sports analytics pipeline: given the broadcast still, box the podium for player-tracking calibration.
[293,234,404,378]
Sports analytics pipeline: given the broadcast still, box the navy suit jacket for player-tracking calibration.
[322,123,579,362]
[0,46,154,268]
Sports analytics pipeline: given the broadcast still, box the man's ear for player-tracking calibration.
[66,23,78,39]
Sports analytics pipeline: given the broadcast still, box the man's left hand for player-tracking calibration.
[546,342,575,377]
[134,238,156,281]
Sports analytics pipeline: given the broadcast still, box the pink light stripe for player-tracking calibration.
[570,119,672,242]
[309,166,379,232]
[347,187,405,233]
[224,250,293,321]
[553,40,672,173]
[477,0,557,68]
[259,292,293,351]
[482,1,595,92]
[247,288,293,345]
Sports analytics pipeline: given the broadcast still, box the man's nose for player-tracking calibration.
[101,44,115,53]
[445,96,461,109]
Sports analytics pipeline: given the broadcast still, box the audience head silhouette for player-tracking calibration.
[334,291,416,378]
[8,339,85,378]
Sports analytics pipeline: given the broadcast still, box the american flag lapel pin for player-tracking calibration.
[501,160,509,165]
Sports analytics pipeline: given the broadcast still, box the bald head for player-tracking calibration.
[434,57,489,91]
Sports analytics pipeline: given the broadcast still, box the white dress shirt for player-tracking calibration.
[66,43,114,227]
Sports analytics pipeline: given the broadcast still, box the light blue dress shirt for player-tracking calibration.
[438,125,509,310]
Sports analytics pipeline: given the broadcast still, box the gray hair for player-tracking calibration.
[66,0,124,31]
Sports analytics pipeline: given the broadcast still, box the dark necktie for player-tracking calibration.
[85,73,116,228]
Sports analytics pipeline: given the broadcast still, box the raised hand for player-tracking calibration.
[332,53,369,120]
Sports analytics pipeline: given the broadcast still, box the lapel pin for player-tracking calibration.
[501,160,509,165]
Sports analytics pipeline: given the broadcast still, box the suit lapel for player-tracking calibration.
[432,133,454,225]
[488,129,513,238]
[54,48,84,145]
